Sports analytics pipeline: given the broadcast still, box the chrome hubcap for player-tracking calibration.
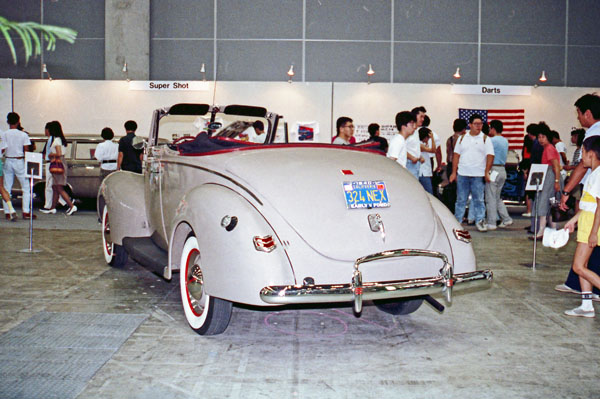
[103,211,112,256]
[186,251,205,316]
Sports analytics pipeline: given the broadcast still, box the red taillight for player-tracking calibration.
[253,235,276,252]
[453,229,472,243]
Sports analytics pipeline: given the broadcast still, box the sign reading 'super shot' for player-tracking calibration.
[343,181,390,209]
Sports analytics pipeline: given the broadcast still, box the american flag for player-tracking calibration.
[458,108,525,150]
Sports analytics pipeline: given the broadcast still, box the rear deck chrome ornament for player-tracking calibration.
[253,235,276,252]
[453,228,472,243]
[368,213,386,242]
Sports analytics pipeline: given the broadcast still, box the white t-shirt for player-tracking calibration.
[555,141,566,167]
[387,134,407,167]
[580,165,600,213]
[419,131,440,177]
[1,128,31,157]
[454,132,495,177]
[49,137,66,156]
[332,136,349,145]
[95,140,119,170]
[581,121,600,185]
[405,131,421,159]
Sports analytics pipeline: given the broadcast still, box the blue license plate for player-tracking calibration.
[343,181,390,209]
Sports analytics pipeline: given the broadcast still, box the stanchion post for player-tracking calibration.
[532,177,540,270]
[18,168,41,254]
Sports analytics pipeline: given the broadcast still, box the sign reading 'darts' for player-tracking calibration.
[128,81,209,91]
[451,85,532,96]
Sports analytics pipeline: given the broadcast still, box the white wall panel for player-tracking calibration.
[12,80,332,142]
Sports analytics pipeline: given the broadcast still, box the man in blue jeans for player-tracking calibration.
[449,113,495,232]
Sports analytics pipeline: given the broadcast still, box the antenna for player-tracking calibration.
[212,53,218,106]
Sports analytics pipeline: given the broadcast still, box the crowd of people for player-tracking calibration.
[0,114,143,219]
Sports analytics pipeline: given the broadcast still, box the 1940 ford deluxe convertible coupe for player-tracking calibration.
[98,103,492,335]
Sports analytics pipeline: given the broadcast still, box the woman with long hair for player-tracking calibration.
[40,121,77,215]
[529,128,561,239]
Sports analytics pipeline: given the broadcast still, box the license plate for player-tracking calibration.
[343,181,390,209]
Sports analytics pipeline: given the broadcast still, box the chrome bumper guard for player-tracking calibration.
[260,249,493,313]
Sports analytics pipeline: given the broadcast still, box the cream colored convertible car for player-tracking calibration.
[98,103,492,335]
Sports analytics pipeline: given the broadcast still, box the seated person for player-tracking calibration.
[242,120,266,144]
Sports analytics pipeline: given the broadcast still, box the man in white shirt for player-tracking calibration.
[405,107,425,179]
[2,112,35,219]
[332,117,353,145]
[449,113,495,232]
[387,111,417,168]
[556,94,600,298]
[0,134,18,220]
[95,127,119,179]
[561,94,600,209]
[246,120,266,144]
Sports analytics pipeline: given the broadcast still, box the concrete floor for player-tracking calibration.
[1,207,599,399]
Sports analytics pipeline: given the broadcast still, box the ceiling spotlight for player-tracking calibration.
[539,70,547,82]
[122,62,130,82]
[287,65,295,83]
[367,64,375,84]
[453,67,461,79]
[42,63,52,81]
[367,64,375,76]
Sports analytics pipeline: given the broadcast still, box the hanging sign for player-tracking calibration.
[128,81,209,91]
[451,85,532,96]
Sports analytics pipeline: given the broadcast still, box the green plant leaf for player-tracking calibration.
[0,16,77,65]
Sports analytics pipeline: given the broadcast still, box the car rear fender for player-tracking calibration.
[168,183,295,306]
[97,171,152,245]
[427,194,477,274]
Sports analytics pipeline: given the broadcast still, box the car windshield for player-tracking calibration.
[158,112,269,145]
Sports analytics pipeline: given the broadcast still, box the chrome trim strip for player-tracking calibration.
[260,270,492,306]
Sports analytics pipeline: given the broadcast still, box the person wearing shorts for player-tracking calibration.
[564,136,600,317]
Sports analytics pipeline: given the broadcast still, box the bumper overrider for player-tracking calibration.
[260,249,493,313]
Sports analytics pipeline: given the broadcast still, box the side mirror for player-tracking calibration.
[132,136,146,150]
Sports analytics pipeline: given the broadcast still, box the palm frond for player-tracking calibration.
[0,16,77,65]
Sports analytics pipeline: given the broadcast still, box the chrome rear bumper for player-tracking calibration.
[260,249,493,313]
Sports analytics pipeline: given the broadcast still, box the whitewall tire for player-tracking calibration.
[102,205,128,267]
[179,235,232,335]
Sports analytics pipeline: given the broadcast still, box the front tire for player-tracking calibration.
[102,205,128,267]
[180,235,232,335]
[375,298,424,315]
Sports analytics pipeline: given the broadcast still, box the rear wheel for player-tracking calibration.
[102,205,128,267]
[180,235,232,335]
[375,298,424,315]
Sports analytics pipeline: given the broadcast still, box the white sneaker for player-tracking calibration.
[522,212,532,217]
[554,284,579,294]
[66,205,77,216]
[476,220,488,232]
[498,220,513,228]
[564,307,595,318]
[486,224,497,230]
[40,208,57,214]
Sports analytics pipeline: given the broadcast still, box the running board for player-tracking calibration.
[122,237,169,279]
